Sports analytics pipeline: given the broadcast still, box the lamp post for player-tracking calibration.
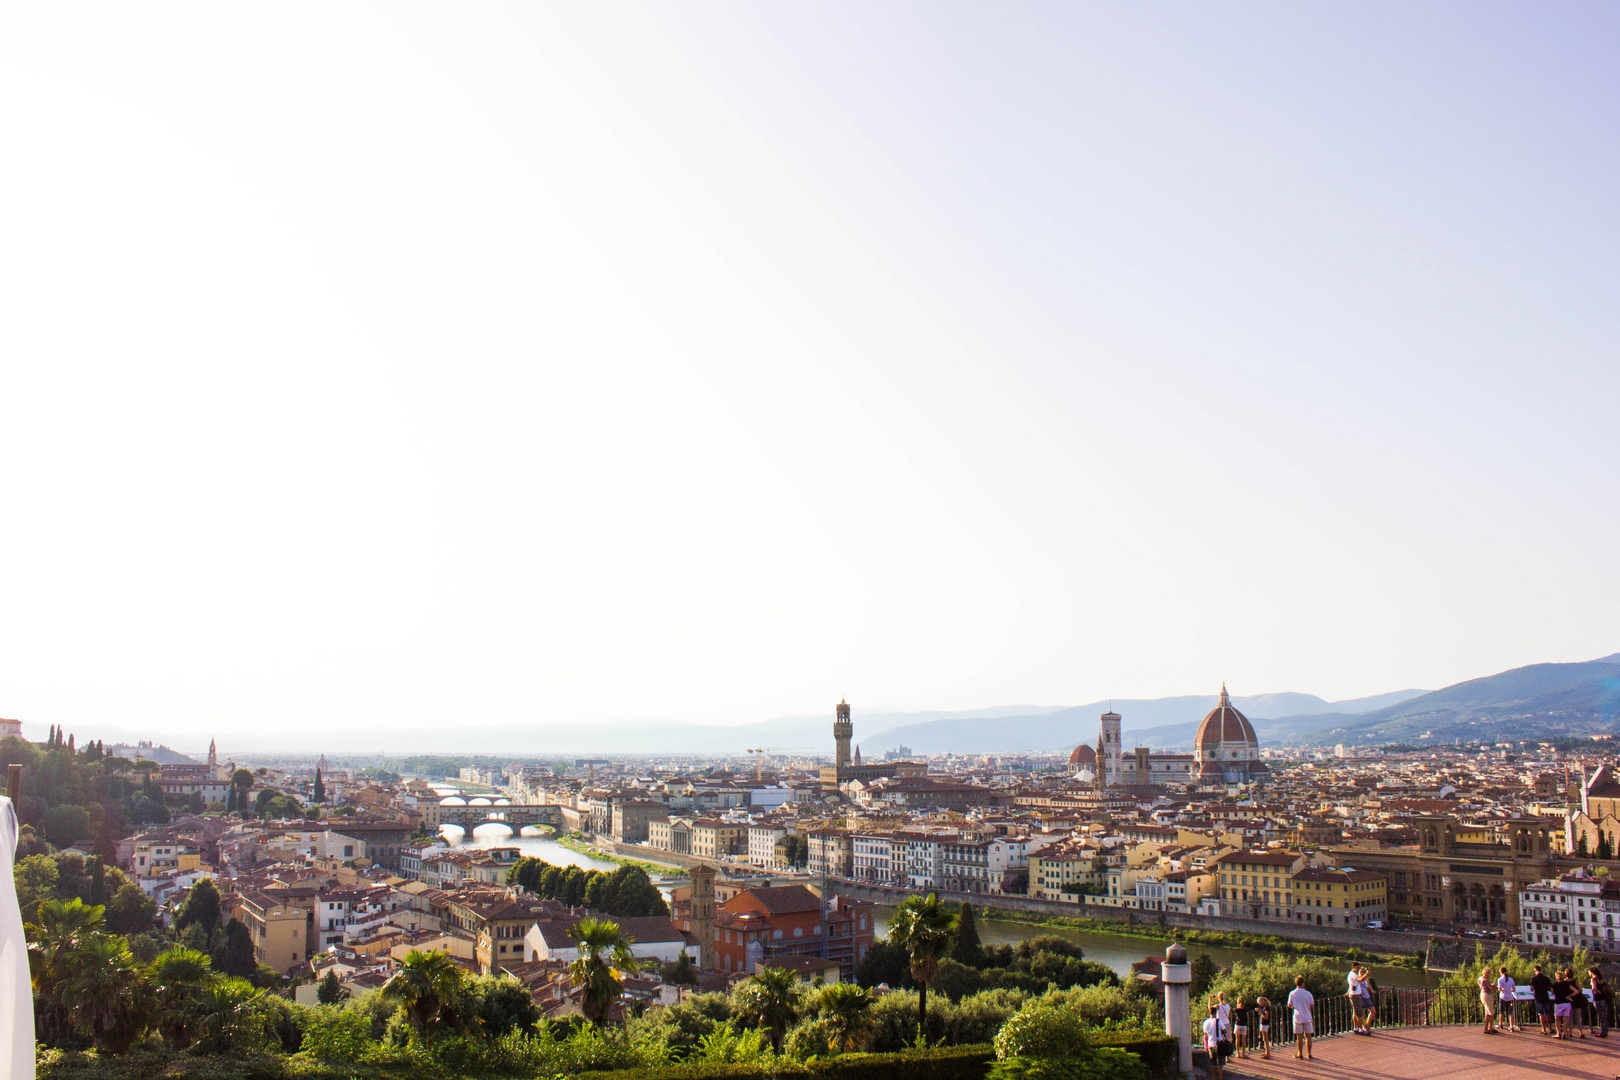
[1161,941,1192,1074]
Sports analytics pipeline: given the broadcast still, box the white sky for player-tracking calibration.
[2,3,1617,739]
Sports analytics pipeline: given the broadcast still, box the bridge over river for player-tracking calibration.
[423,799,568,831]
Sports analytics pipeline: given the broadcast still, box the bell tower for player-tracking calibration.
[1100,710,1123,786]
[834,700,853,769]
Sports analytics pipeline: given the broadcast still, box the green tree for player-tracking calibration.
[888,892,958,1039]
[1578,833,1590,857]
[1600,832,1615,861]
[145,946,215,1046]
[1189,952,1219,999]
[951,902,982,967]
[568,917,640,1025]
[61,932,150,1053]
[817,982,875,1052]
[381,949,467,1034]
[316,969,348,1005]
[176,877,223,939]
[219,918,258,977]
[184,977,278,1054]
[670,951,699,986]
[42,804,91,848]
[734,965,802,1051]
[313,767,326,803]
[25,897,107,1043]
[104,882,158,936]
[14,853,60,916]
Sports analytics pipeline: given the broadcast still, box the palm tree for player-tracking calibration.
[382,949,467,1034]
[567,917,639,1025]
[145,946,216,1046]
[817,982,874,1052]
[60,934,150,1053]
[26,897,107,1040]
[735,964,802,1051]
[183,977,276,1054]
[887,892,957,1039]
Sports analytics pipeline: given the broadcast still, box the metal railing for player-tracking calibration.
[1244,987,1601,1047]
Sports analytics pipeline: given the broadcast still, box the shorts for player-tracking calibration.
[1259,1025,1270,1035]
[1537,1002,1553,1017]
[1235,1026,1248,1040]
[1295,1019,1314,1035]
[1482,995,1498,1016]
[1555,1003,1573,1019]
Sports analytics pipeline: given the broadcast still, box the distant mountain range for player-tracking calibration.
[17,651,1620,759]
[863,653,1620,754]
[861,689,1428,756]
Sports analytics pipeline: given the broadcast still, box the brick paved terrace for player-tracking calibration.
[1218,1025,1620,1080]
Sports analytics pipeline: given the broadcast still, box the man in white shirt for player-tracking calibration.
[1203,1006,1227,1079]
[1287,975,1316,1060]
[1347,967,1367,1034]
[1498,970,1522,1033]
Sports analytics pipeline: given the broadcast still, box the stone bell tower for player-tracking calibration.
[834,700,853,770]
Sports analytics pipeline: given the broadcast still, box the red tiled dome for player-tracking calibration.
[1194,685,1257,753]
[1069,743,1097,767]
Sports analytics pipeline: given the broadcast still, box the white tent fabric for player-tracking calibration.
[0,795,35,1079]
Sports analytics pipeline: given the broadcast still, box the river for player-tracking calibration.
[872,905,1440,989]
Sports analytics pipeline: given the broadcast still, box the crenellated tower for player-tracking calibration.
[834,700,853,769]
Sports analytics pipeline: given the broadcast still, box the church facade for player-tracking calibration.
[1069,686,1266,792]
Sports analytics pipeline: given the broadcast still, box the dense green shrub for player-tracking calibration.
[1087,1033,1178,1079]
[576,1042,995,1080]
[987,1049,1145,1080]
[865,989,1030,1052]
[297,1007,371,1063]
[992,998,1093,1061]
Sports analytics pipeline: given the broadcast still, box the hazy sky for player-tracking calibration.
[3,3,1618,740]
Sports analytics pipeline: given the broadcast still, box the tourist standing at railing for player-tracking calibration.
[1497,969,1522,1033]
[1552,968,1577,1039]
[1479,966,1499,1034]
[1364,969,1381,1031]
[1347,964,1372,1036]
[1204,1005,1229,1080]
[1232,995,1251,1060]
[1531,964,1554,1035]
[1255,995,1273,1059]
[1287,975,1315,1061]
[1590,970,1612,1038]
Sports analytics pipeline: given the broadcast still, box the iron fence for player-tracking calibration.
[1238,987,1586,1049]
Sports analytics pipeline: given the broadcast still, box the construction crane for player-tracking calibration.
[744,747,808,782]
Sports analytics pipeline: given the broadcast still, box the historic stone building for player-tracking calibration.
[818,701,926,791]
[1324,815,1558,929]
[1191,686,1268,788]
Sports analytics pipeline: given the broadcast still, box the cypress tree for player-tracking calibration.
[313,767,326,803]
[951,901,982,966]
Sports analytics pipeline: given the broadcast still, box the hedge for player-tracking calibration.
[1087,1033,1178,1079]
[577,1043,996,1080]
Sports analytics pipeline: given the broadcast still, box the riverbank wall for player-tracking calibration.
[833,879,1428,954]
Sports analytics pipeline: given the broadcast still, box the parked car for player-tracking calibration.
[1366,920,1384,929]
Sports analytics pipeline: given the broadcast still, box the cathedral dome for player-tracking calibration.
[1068,743,1097,767]
[1194,685,1257,754]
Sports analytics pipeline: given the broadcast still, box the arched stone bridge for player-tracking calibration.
[426,802,566,831]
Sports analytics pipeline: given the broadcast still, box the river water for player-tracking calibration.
[872,905,1440,989]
